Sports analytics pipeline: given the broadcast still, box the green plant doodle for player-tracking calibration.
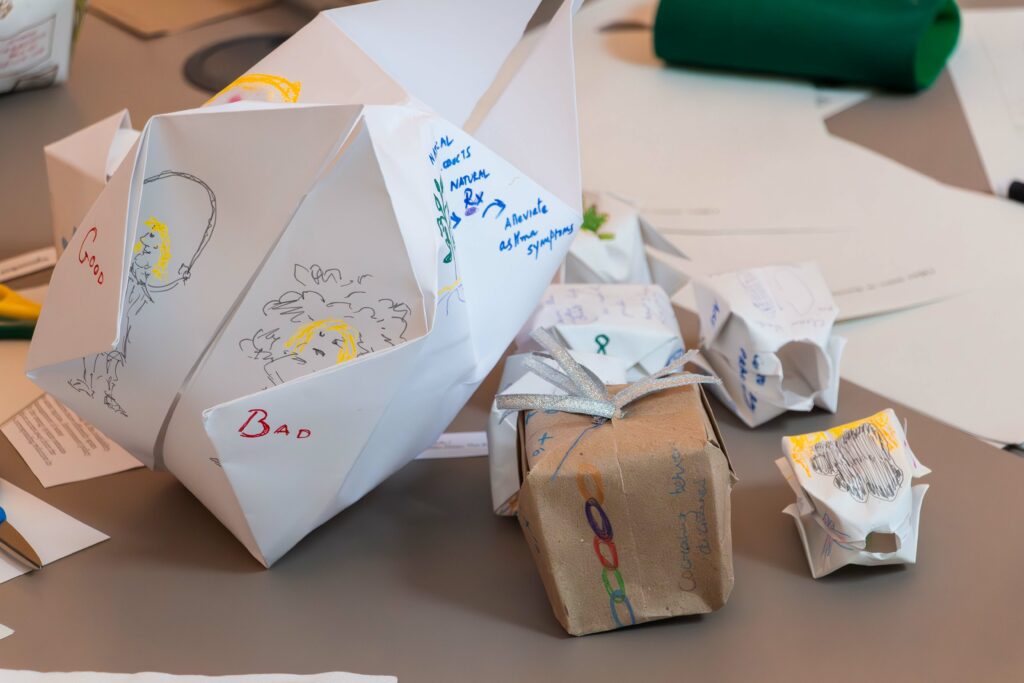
[434,177,455,264]
[581,204,613,240]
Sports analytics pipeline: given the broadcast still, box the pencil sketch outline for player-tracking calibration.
[810,423,905,503]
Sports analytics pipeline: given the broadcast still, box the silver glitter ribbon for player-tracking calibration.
[496,328,721,421]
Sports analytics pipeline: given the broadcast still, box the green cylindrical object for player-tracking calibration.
[653,0,961,92]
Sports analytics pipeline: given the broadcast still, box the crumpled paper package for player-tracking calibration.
[25,0,584,567]
[514,383,735,635]
[488,350,628,516]
[565,191,687,290]
[776,409,930,578]
[516,283,684,381]
[44,109,140,254]
[0,0,75,95]
[692,262,846,427]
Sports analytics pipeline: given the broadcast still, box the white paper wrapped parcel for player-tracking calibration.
[44,109,141,254]
[516,283,684,381]
[692,262,845,427]
[26,0,584,567]
[565,191,689,294]
[776,409,930,578]
[0,0,75,94]
[488,350,628,516]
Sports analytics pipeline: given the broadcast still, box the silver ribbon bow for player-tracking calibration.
[496,328,721,421]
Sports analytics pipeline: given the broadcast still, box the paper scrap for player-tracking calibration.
[948,9,1024,196]
[0,624,12,641]
[0,673,393,682]
[1,395,142,488]
[0,248,57,284]
[0,477,108,585]
[416,432,488,459]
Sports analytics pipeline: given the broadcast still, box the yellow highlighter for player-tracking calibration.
[0,285,42,322]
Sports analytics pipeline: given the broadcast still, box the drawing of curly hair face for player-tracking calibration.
[241,264,411,387]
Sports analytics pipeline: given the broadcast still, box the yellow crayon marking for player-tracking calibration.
[134,217,171,281]
[207,73,302,105]
[285,319,358,364]
[784,410,900,477]
[437,278,462,296]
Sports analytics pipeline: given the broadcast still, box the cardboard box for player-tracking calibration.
[515,383,735,636]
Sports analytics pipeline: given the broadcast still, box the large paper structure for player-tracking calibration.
[27,0,583,567]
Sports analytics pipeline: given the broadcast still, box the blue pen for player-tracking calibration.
[0,505,42,569]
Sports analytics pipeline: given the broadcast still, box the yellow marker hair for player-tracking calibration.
[134,217,171,280]
[284,319,358,364]
[207,73,302,105]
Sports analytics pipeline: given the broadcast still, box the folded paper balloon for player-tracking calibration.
[44,109,140,255]
[516,283,684,381]
[27,0,584,567]
[0,0,77,95]
[692,262,845,427]
[776,409,930,578]
[565,191,683,286]
[498,330,734,636]
[488,350,629,516]
[654,0,961,92]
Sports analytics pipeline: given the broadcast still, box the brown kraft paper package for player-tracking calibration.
[515,384,736,636]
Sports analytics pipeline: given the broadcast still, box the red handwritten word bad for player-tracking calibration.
[77,227,105,285]
[238,409,311,439]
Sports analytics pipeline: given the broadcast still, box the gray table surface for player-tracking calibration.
[1,2,1023,681]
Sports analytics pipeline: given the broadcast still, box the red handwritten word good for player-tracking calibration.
[575,461,636,628]
[238,409,312,439]
[77,227,105,285]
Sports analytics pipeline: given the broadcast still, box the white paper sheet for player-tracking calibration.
[0,624,12,641]
[814,85,871,119]
[416,431,488,459]
[0,673,393,683]
[948,9,1024,196]
[0,477,108,584]
[2,395,142,488]
[0,248,57,283]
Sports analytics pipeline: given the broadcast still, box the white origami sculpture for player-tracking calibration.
[28,0,583,567]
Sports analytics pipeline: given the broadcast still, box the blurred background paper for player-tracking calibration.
[0,624,11,641]
[948,8,1024,197]
[89,0,275,38]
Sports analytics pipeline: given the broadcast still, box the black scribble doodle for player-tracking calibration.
[811,423,904,503]
[239,264,411,386]
[67,171,217,416]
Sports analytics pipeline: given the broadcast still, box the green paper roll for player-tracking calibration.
[653,0,961,92]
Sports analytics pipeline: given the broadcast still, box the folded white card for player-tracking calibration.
[488,350,628,515]
[516,283,684,381]
[777,410,930,578]
[27,0,584,567]
[0,477,108,584]
[693,262,844,427]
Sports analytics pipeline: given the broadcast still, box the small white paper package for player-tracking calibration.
[692,262,846,427]
[488,350,628,516]
[27,0,585,567]
[44,109,141,254]
[516,283,684,382]
[776,409,930,578]
[565,191,687,290]
[0,0,75,94]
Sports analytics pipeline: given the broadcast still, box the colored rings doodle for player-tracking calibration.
[575,462,636,628]
[594,333,610,355]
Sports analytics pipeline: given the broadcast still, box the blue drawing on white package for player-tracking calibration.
[238,264,411,387]
[67,171,217,417]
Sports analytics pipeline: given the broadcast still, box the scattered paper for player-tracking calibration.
[0,673,393,682]
[777,409,930,578]
[0,624,12,641]
[948,9,1024,196]
[1,395,142,488]
[566,191,656,284]
[692,263,843,427]
[416,432,488,459]
[517,284,684,380]
[0,477,108,585]
[814,85,871,119]
[0,248,57,284]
